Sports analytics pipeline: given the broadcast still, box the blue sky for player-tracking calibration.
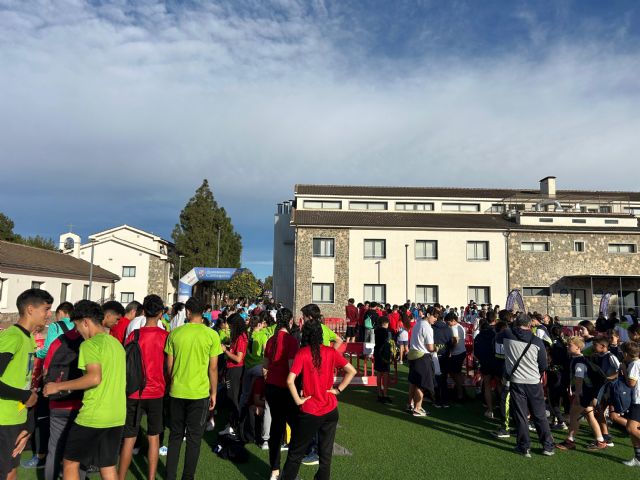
[1,0,640,280]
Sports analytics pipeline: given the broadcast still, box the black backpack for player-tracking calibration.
[214,435,249,464]
[125,329,146,397]
[43,324,84,401]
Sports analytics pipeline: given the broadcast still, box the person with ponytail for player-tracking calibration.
[220,313,248,437]
[263,308,299,480]
[280,305,356,480]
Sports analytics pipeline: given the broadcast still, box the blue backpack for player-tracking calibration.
[609,377,633,414]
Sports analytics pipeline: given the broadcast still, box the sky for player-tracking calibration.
[1,0,640,280]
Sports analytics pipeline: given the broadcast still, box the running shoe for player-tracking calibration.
[492,429,511,439]
[542,449,555,457]
[585,440,607,450]
[555,439,576,450]
[261,441,269,450]
[21,456,45,469]
[159,446,168,456]
[514,447,531,458]
[623,458,640,467]
[603,434,615,447]
[302,452,319,465]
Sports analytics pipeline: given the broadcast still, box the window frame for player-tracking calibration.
[573,241,585,253]
[522,287,551,297]
[122,266,137,278]
[364,239,386,259]
[364,284,386,303]
[349,201,388,211]
[520,241,551,252]
[311,283,335,304]
[415,285,439,304]
[468,286,491,305]
[608,243,637,254]
[302,200,342,210]
[415,240,438,260]
[83,284,90,300]
[312,237,335,258]
[31,281,44,290]
[395,202,434,211]
[120,292,135,303]
[60,283,70,303]
[442,202,481,212]
[466,241,490,261]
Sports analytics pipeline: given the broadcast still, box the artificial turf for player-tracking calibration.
[18,364,640,479]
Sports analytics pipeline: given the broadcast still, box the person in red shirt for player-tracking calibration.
[388,305,400,338]
[280,305,356,480]
[118,295,169,480]
[220,313,248,437]
[109,301,140,345]
[357,301,369,342]
[344,299,358,343]
[264,308,299,480]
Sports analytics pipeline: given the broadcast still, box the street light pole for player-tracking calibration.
[405,244,409,302]
[88,240,95,300]
[216,226,221,268]
[178,255,184,280]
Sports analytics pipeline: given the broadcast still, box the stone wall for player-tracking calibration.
[147,257,167,298]
[508,231,640,318]
[0,312,19,329]
[294,227,349,319]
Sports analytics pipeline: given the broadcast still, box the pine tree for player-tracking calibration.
[0,212,56,250]
[171,180,242,279]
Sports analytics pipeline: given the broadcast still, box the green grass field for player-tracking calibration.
[18,364,640,479]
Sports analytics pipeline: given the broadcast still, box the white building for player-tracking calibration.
[0,240,119,325]
[60,225,175,305]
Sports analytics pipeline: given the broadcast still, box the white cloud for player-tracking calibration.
[1,1,639,278]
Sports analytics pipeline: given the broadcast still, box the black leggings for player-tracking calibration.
[265,384,297,471]
[281,408,339,480]
[226,367,244,428]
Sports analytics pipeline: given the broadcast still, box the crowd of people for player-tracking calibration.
[0,289,355,480]
[2,288,640,480]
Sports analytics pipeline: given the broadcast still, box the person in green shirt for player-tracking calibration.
[240,311,274,408]
[0,288,52,480]
[165,297,222,480]
[43,300,126,480]
[321,323,343,350]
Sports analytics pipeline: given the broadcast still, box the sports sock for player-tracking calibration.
[634,447,640,460]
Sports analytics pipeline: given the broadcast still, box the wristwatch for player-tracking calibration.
[336,387,342,394]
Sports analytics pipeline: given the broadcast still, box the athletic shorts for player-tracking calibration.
[346,326,356,338]
[625,404,640,422]
[579,388,597,409]
[408,355,434,393]
[64,423,123,468]
[0,424,24,478]
[123,397,164,437]
[448,352,467,374]
[397,340,408,346]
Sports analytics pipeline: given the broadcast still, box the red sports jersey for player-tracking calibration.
[125,326,169,399]
[110,317,131,344]
[265,330,299,388]
[226,333,248,369]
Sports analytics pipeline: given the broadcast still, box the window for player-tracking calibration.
[468,286,490,305]
[508,204,526,212]
[122,266,136,278]
[0,278,6,308]
[415,240,438,260]
[490,204,505,213]
[60,283,70,302]
[121,292,135,303]
[313,238,335,257]
[83,285,90,300]
[416,285,438,304]
[605,219,619,225]
[31,281,44,289]
[572,219,586,224]
[523,287,551,297]
[467,241,489,260]
[303,200,342,209]
[599,206,612,214]
[396,202,434,211]
[608,243,636,254]
[349,201,387,210]
[364,284,386,303]
[538,218,553,223]
[101,286,108,302]
[521,242,550,252]
[364,239,386,259]
[624,207,640,215]
[574,241,585,252]
[312,283,334,303]
[442,203,480,212]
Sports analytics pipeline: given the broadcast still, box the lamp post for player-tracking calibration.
[375,261,381,284]
[88,239,96,300]
[216,226,221,268]
[177,255,184,280]
[503,230,511,294]
[405,244,409,302]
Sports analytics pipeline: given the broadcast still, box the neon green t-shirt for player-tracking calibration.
[245,329,269,369]
[165,323,223,400]
[0,325,36,426]
[76,333,126,428]
[322,324,337,347]
[218,327,230,345]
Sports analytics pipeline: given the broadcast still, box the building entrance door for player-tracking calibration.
[571,289,587,318]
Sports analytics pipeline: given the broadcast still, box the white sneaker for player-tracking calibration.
[269,472,279,480]
[219,424,233,436]
[261,441,269,450]
[132,447,140,455]
[205,418,215,431]
[159,446,168,456]
[623,458,640,467]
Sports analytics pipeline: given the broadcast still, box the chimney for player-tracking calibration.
[539,176,557,197]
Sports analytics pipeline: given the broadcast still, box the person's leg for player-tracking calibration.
[99,466,118,480]
[525,384,554,451]
[181,398,208,480]
[166,397,186,480]
[266,385,288,474]
[584,407,604,440]
[147,435,160,480]
[46,409,73,480]
[239,365,261,408]
[413,387,424,412]
[376,372,383,397]
[63,459,81,480]
[314,409,339,480]
[6,468,17,480]
[280,413,321,480]
[407,383,416,410]
[383,372,389,397]
[509,383,531,452]
[117,437,136,480]
[262,399,272,443]
[483,375,494,414]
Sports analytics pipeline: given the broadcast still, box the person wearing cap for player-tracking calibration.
[495,313,554,457]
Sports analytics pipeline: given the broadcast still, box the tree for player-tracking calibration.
[226,270,261,300]
[171,180,242,279]
[263,275,273,291]
[0,212,56,250]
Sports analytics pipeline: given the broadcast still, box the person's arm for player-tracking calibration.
[332,334,343,350]
[166,354,174,378]
[222,344,244,363]
[208,355,218,410]
[0,353,37,405]
[328,363,357,395]
[426,343,435,353]
[286,372,309,406]
[574,377,583,399]
[43,363,101,397]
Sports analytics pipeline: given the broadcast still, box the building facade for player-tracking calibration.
[0,241,119,326]
[60,225,175,305]
[273,177,640,320]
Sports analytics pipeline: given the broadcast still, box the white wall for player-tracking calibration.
[0,271,113,314]
[347,229,508,308]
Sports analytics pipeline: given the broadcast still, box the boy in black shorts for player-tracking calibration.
[43,300,126,480]
[0,289,52,480]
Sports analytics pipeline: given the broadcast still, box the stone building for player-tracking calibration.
[60,225,175,305]
[273,177,640,320]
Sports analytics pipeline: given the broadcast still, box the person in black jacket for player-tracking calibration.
[432,313,453,408]
[495,313,554,457]
[474,317,499,419]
